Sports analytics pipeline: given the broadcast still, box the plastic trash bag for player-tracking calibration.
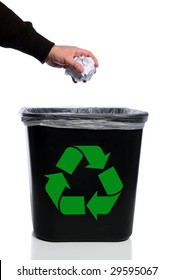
[21,107,148,130]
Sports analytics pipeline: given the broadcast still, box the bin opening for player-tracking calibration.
[21,107,148,130]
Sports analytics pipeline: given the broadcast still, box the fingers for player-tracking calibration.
[67,58,84,73]
[74,48,99,68]
[66,48,99,73]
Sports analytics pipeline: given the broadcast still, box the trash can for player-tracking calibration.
[21,107,148,242]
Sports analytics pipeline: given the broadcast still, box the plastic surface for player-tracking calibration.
[21,107,148,242]
[26,126,143,242]
[21,107,148,130]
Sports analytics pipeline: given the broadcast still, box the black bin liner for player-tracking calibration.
[21,107,148,242]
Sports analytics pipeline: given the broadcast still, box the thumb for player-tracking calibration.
[68,58,84,73]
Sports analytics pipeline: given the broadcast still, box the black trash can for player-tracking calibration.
[21,107,148,242]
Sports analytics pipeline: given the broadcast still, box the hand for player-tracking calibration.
[45,45,99,73]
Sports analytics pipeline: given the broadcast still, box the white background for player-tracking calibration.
[0,0,173,278]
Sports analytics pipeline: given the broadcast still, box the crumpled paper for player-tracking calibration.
[65,56,95,82]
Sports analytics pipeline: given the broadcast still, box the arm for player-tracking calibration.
[0,2,98,72]
[0,2,54,63]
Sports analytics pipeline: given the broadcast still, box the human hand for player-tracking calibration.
[45,45,99,73]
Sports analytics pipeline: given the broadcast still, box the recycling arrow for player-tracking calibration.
[87,166,123,219]
[45,173,85,215]
[75,146,110,169]
[87,191,121,220]
[98,166,123,195]
[56,147,83,175]
[45,173,70,209]
[60,196,85,215]
[45,145,123,220]
[56,145,110,174]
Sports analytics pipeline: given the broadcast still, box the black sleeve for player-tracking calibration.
[0,2,55,63]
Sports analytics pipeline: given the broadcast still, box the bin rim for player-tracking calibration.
[20,107,148,130]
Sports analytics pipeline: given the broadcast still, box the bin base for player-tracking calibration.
[34,232,131,243]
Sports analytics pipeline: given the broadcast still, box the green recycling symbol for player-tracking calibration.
[45,146,123,220]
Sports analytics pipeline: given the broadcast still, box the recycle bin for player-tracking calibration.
[21,107,148,242]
